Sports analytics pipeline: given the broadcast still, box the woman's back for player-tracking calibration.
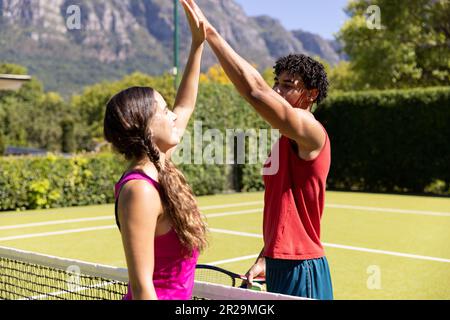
[115,171,199,300]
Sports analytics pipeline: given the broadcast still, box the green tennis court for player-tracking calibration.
[1,191,449,300]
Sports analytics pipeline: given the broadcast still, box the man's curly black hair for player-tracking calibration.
[274,54,329,105]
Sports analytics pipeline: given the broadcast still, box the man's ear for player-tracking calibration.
[309,88,319,102]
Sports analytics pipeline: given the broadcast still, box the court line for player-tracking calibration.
[0,226,260,242]
[0,210,260,231]
[0,200,264,217]
[0,217,113,231]
[210,228,262,239]
[0,203,264,230]
[2,199,449,231]
[327,204,450,217]
[4,200,449,231]
[201,201,263,211]
[322,243,450,264]
[23,281,117,300]
[204,203,450,217]
[2,224,449,264]
[207,254,259,266]
[0,226,116,241]
[205,208,261,218]
[210,228,450,264]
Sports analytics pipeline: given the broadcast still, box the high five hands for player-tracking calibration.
[181,0,215,41]
[180,0,208,46]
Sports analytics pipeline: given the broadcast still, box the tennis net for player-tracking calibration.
[0,246,305,300]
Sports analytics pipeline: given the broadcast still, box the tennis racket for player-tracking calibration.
[195,264,266,290]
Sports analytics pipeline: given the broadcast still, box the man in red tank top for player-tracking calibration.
[256,56,334,300]
[183,0,333,299]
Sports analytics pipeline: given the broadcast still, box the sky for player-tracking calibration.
[233,0,349,40]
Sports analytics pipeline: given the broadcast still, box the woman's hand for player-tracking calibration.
[183,0,215,38]
[181,0,206,46]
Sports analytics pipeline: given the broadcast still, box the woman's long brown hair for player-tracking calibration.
[104,86,207,255]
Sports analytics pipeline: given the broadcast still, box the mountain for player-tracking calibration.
[0,0,344,96]
[251,15,344,66]
[251,15,306,61]
[291,30,342,65]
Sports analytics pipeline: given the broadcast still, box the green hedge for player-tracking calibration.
[0,83,245,211]
[193,83,270,193]
[0,153,226,211]
[0,153,125,211]
[72,78,275,194]
[2,85,448,212]
[315,86,450,195]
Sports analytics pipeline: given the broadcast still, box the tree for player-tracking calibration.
[338,0,449,89]
[0,63,28,75]
[328,61,360,92]
[0,63,77,152]
[0,132,4,155]
[262,67,275,87]
[70,72,175,149]
[200,64,232,85]
[0,64,37,149]
[28,92,71,152]
[61,118,76,154]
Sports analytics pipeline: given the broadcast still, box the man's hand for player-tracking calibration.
[244,257,266,288]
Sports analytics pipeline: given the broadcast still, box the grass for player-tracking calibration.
[1,191,449,300]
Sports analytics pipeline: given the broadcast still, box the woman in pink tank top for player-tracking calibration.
[103,8,208,300]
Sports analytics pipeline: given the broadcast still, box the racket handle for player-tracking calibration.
[239,282,263,291]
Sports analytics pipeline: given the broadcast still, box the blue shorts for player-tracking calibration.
[265,256,334,300]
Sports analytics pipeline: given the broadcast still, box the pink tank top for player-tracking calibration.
[114,171,199,300]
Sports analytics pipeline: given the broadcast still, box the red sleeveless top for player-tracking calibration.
[263,126,331,260]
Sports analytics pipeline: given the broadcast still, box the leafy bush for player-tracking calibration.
[0,153,125,211]
[2,73,448,212]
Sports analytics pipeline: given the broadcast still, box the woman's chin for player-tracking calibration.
[172,131,181,144]
[165,138,180,151]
